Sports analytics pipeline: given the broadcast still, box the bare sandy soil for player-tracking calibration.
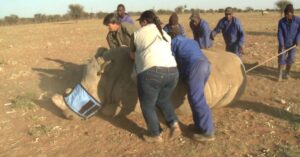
[0,12,299,157]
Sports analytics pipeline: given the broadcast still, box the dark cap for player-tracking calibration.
[189,12,200,21]
[225,7,233,14]
[136,10,163,24]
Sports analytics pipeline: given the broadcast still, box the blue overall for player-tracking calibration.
[190,19,213,49]
[171,35,214,135]
[212,17,245,56]
[119,14,134,24]
[277,16,300,65]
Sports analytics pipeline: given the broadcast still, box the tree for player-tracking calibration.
[4,15,19,25]
[68,4,85,21]
[275,0,292,16]
[34,13,47,23]
[175,6,184,14]
[245,7,254,12]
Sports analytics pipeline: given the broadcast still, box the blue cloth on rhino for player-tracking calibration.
[171,35,214,135]
[212,17,244,56]
[277,16,300,65]
[64,84,102,119]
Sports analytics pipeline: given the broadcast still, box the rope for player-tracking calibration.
[245,45,297,73]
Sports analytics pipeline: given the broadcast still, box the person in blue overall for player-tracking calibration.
[189,12,213,49]
[163,13,185,36]
[210,7,245,57]
[117,4,134,24]
[277,4,300,81]
[169,26,215,142]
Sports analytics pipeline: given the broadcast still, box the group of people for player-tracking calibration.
[100,4,299,143]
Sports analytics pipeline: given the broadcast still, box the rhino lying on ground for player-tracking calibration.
[51,47,247,119]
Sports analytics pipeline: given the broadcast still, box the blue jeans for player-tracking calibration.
[137,66,179,136]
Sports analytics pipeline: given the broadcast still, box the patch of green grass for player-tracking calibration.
[274,144,300,157]
[11,93,38,110]
[28,124,53,138]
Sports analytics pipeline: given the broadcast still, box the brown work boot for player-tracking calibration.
[143,134,163,143]
[278,65,285,82]
[193,133,215,142]
[169,122,181,139]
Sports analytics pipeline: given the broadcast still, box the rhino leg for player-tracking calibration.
[101,103,122,117]
[51,94,80,120]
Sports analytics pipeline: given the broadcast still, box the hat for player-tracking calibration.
[189,12,200,21]
[136,10,163,24]
[225,7,233,14]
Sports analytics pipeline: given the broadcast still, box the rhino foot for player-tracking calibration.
[101,104,122,117]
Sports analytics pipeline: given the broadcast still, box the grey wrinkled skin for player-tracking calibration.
[52,47,247,119]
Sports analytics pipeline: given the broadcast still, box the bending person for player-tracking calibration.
[130,10,180,143]
[169,26,215,142]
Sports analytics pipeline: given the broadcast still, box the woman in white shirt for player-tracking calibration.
[130,10,180,143]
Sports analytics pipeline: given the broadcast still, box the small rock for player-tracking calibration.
[47,42,52,47]
[280,99,286,104]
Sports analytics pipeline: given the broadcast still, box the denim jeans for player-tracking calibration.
[137,66,179,136]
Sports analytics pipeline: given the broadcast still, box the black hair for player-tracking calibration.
[103,13,120,25]
[138,10,168,42]
[117,4,125,10]
[169,12,179,26]
[284,4,294,15]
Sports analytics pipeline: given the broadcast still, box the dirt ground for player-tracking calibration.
[0,12,300,157]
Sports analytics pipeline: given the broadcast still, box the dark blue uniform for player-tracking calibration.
[190,19,213,49]
[277,16,300,65]
[171,35,214,135]
[211,17,244,56]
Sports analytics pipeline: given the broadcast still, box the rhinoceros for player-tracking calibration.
[52,46,247,119]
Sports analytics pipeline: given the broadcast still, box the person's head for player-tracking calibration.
[284,4,294,20]
[168,25,182,39]
[137,10,167,41]
[117,4,126,18]
[169,12,179,26]
[225,7,233,21]
[189,12,201,26]
[103,13,121,32]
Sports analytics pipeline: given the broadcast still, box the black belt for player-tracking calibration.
[149,66,177,73]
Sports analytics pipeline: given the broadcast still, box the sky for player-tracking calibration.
[0,0,300,18]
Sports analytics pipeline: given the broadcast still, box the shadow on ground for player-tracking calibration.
[244,63,300,81]
[230,100,300,123]
[246,31,276,37]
